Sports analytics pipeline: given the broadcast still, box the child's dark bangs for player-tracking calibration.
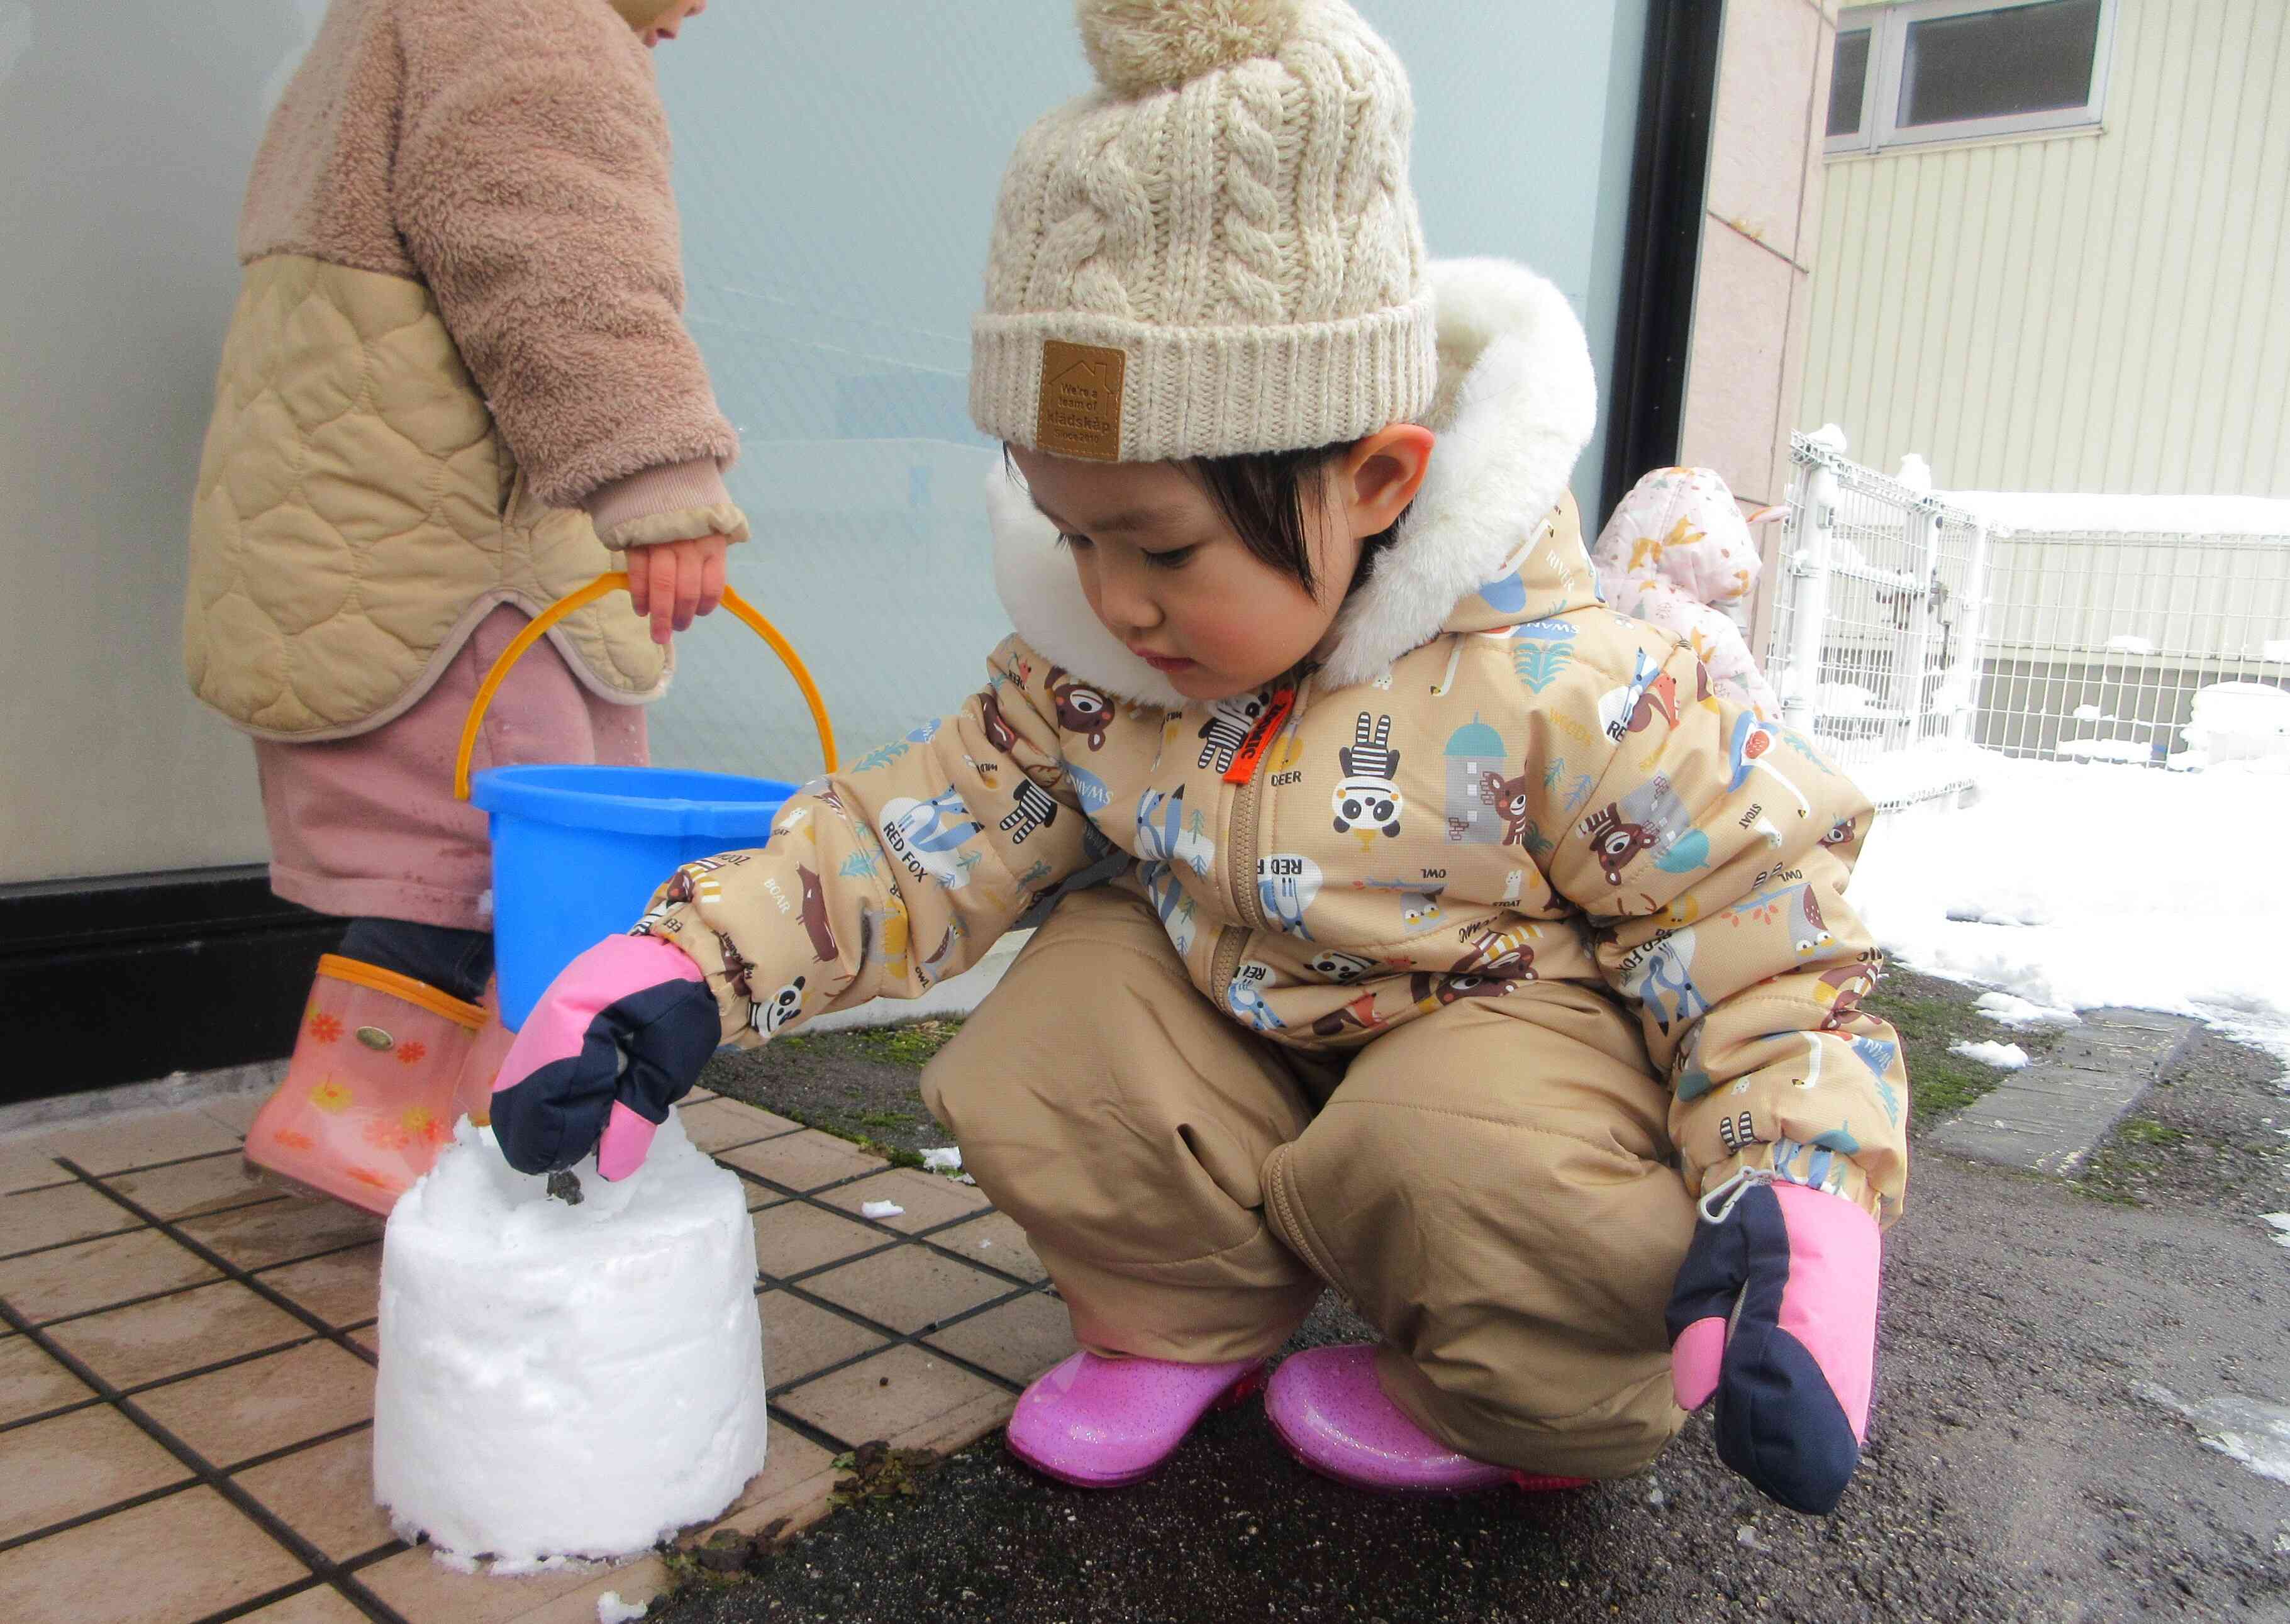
[1187,445,1338,596]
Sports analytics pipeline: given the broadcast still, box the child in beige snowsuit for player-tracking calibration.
[492,0,1908,1518]
[192,0,745,1213]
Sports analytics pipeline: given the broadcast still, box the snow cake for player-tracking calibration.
[373,1113,769,1562]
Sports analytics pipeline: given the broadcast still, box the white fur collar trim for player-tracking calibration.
[985,465,1192,709]
[1317,259,1598,686]
[985,257,1596,705]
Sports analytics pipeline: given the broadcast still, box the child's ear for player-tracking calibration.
[1340,424,1435,540]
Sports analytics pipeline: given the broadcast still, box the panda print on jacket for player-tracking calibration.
[1331,713,1404,841]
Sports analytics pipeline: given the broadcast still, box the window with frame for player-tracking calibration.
[1828,0,2114,155]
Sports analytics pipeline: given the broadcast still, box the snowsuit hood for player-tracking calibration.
[989,259,1601,709]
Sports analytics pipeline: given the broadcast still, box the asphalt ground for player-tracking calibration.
[671,1018,2290,1624]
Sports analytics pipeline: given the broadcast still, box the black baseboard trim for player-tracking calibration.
[1,867,346,1106]
[1603,0,1725,524]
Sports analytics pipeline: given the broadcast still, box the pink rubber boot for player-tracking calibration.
[243,955,484,1216]
[1265,1344,1590,1495]
[1004,1350,1265,1489]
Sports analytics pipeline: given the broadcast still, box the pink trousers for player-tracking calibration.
[255,606,649,930]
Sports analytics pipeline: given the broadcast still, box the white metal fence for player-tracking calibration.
[1764,436,1992,807]
[1972,526,2290,765]
[1764,434,2290,794]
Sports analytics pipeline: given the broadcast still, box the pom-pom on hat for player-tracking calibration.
[1077,0,1307,95]
[971,0,1435,464]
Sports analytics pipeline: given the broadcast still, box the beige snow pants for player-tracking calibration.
[920,887,1694,1479]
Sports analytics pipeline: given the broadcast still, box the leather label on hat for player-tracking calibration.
[1037,340,1125,461]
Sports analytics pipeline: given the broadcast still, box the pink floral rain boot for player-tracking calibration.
[1265,1344,1590,1495]
[1004,1350,1265,1488]
[243,954,484,1216]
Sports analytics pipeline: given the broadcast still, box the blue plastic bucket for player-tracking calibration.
[471,765,796,1028]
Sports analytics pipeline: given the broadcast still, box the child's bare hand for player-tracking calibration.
[626,534,730,645]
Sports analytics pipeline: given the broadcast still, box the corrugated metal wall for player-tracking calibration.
[1982,532,2290,660]
[1798,0,2290,497]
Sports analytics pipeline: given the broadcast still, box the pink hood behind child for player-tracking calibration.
[1591,467,1782,717]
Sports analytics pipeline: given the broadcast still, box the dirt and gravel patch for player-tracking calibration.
[1862,966,2067,1131]
[2072,1025,2290,1213]
[658,983,2290,1623]
[699,1020,964,1163]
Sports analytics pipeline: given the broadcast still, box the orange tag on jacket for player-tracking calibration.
[1223,688,1297,785]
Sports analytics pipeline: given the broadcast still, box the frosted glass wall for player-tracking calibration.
[646,1,1649,780]
[0,1,1645,884]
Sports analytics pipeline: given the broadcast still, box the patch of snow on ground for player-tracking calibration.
[1974,991,2081,1028]
[1947,897,2047,927]
[2182,682,2290,769]
[1850,755,2290,1065]
[598,1593,649,1624]
[921,1147,962,1172]
[1848,741,1986,811]
[2059,737,2153,763]
[2135,1382,2290,1486]
[2264,1215,2290,1251]
[861,1200,905,1219]
[1950,1040,2032,1070]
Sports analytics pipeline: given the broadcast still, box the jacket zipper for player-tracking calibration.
[1210,679,1309,991]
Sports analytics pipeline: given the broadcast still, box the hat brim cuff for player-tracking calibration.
[970,288,1438,462]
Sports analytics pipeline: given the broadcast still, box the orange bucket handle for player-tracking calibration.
[453,572,838,801]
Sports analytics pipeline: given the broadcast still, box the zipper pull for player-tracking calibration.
[1223,687,1298,785]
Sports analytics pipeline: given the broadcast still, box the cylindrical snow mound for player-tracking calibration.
[373,1114,768,1562]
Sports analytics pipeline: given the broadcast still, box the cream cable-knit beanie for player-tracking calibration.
[971,0,1435,464]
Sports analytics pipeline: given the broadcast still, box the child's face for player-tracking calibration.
[640,0,706,47]
[1010,428,1432,703]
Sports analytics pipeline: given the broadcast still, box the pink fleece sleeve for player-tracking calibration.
[392,0,738,509]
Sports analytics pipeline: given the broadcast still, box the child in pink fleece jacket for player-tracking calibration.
[1592,466,1782,718]
[205,0,742,1215]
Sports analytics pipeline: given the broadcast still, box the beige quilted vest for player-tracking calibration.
[184,255,667,742]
